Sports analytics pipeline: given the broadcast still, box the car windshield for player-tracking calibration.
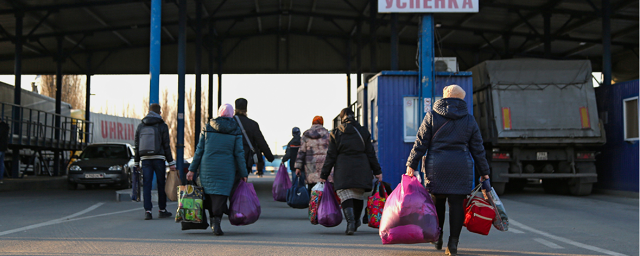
[80,145,129,159]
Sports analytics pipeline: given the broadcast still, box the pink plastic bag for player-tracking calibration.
[229,180,261,226]
[318,182,343,227]
[379,175,440,244]
[272,164,292,202]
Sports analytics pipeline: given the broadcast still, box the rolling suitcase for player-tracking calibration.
[131,166,141,202]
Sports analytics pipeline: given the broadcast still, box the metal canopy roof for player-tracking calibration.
[0,0,637,80]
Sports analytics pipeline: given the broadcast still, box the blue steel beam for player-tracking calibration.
[149,0,161,104]
[419,15,435,117]
[177,0,186,183]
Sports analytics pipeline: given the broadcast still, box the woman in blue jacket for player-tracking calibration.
[405,85,490,256]
[187,103,248,236]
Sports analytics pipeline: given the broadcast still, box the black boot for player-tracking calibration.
[434,233,443,250]
[445,237,459,256]
[212,217,224,236]
[342,208,356,235]
[355,217,361,232]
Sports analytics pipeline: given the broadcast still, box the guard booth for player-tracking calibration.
[359,71,473,188]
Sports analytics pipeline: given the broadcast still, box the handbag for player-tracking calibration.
[165,170,180,201]
[175,184,206,224]
[287,175,310,209]
[366,180,390,228]
[463,184,496,236]
[308,182,324,225]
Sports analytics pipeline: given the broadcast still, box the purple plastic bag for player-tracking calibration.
[379,175,440,244]
[272,164,292,202]
[229,180,261,226]
[318,182,343,227]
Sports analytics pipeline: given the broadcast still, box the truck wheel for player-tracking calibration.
[570,182,593,196]
[67,182,77,190]
[492,182,506,195]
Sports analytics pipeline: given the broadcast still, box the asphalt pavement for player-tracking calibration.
[0,173,637,256]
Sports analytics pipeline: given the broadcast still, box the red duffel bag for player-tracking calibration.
[463,184,495,236]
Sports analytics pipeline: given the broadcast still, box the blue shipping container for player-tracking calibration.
[365,71,473,189]
[595,80,639,192]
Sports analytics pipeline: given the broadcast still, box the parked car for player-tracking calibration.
[67,143,136,190]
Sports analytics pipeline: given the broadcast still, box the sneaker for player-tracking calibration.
[144,211,152,220]
[158,210,172,218]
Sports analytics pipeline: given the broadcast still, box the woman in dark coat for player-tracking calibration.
[187,104,248,236]
[321,108,382,235]
[406,85,490,256]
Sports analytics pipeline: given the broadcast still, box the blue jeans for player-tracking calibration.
[142,159,167,211]
[0,151,4,181]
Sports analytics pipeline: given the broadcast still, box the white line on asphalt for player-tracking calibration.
[508,228,525,234]
[534,238,564,249]
[510,219,627,256]
[0,202,104,237]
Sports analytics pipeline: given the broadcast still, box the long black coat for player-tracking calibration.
[321,120,381,192]
[406,98,490,195]
[234,114,274,170]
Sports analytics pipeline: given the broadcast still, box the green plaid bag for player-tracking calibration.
[175,184,205,223]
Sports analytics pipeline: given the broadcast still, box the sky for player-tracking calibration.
[0,74,357,156]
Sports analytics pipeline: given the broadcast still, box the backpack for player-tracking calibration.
[138,124,162,156]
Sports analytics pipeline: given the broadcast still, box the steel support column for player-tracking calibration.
[217,42,222,109]
[194,0,202,148]
[356,20,366,130]
[208,21,214,119]
[390,13,399,70]
[419,15,435,117]
[601,0,612,87]
[149,0,161,104]
[85,53,92,143]
[543,13,551,58]
[346,38,352,107]
[176,0,187,183]
[54,36,64,176]
[369,0,377,72]
[11,12,23,178]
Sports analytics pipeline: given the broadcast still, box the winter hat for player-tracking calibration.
[292,127,300,135]
[312,116,323,125]
[235,98,248,111]
[443,84,466,99]
[218,103,234,117]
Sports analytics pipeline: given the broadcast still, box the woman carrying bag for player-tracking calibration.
[187,104,248,236]
[294,116,331,194]
[320,108,382,235]
[405,85,491,256]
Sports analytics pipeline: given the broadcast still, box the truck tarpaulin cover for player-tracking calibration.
[468,59,602,139]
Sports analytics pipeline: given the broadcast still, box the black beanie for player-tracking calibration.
[235,98,248,111]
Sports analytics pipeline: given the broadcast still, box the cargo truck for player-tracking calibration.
[469,59,606,196]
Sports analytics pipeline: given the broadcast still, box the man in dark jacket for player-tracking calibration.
[282,127,301,181]
[233,98,274,177]
[0,119,9,183]
[135,103,175,220]
[405,85,490,255]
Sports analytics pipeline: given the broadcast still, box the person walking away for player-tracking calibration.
[294,117,330,194]
[0,119,9,184]
[187,104,248,236]
[320,109,382,235]
[135,103,176,220]
[233,98,274,177]
[282,127,301,181]
[405,85,490,256]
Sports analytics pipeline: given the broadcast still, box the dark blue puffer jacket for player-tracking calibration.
[406,98,490,195]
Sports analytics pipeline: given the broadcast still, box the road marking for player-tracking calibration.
[534,238,564,249]
[0,202,104,236]
[510,219,627,256]
[508,228,525,234]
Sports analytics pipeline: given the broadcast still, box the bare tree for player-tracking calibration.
[40,75,86,110]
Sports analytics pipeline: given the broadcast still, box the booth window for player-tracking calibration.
[623,97,639,141]
[404,97,420,142]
